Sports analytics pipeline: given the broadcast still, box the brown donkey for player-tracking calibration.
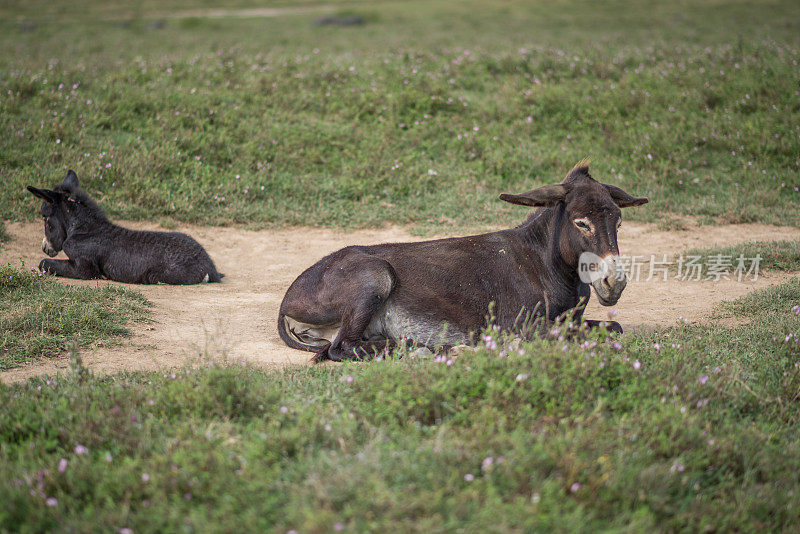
[278,162,647,361]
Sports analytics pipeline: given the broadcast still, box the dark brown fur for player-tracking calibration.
[278,163,647,361]
[28,170,222,284]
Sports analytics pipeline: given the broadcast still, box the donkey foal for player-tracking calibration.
[28,170,222,284]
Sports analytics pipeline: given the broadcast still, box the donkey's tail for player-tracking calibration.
[277,312,337,354]
[206,265,224,283]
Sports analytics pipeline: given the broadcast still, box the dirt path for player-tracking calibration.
[2,221,799,382]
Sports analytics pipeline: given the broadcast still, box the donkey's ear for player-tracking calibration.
[27,186,57,203]
[64,170,79,188]
[603,184,648,208]
[500,184,567,207]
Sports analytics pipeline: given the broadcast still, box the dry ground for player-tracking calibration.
[2,220,799,382]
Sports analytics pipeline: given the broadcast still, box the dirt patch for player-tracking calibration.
[156,5,335,20]
[2,220,799,383]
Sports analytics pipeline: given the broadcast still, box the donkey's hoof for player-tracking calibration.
[310,343,332,364]
[605,321,623,334]
[38,259,55,274]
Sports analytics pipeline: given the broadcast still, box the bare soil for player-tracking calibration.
[2,220,799,383]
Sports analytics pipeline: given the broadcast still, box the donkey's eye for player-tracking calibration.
[573,218,595,235]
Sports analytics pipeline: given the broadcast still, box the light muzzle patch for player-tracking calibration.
[42,236,58,257]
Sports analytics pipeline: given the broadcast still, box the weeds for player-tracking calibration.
[1,278,799,531]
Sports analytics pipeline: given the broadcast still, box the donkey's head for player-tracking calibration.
[27,170,105,257]
[500,161,647,306]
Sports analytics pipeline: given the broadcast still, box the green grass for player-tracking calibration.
[2,2,800,528]
[722,274,800,318]
[0,266,151,370]
[1,278,799,531]
[1,0,799,231]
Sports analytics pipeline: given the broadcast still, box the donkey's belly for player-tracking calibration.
[366,300,469,347]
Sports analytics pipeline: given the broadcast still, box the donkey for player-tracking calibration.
[27,170,223,284]
[278,162,647,362]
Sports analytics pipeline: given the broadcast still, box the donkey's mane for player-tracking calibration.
[564,157,593,183]
[54,183,109,222]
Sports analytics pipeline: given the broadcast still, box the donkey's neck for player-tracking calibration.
[517,205,580,286]
[68,213,113,235]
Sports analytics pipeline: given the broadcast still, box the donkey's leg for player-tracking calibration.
[157,266,206,285]
[583,319,623,334]
[281,251,397,360]
[39,258,100,280]
[313,338,400,363]
[574,282,622,333]
[313,256,397,362]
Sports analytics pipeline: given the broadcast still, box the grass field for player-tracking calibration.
[2,0,799,230]
[0,266,151,370]
[2,0,800,530]
[1,278,799,531]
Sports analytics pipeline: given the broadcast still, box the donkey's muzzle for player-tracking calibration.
[593,270,627,306]
[42,237,58,257]
[581,253,627,306]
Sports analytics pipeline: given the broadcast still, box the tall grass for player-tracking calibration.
[1,278,799,531]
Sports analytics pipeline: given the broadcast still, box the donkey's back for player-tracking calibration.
[91,226,223,285]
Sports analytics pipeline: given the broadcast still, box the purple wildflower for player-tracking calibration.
[481,457,494,472]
